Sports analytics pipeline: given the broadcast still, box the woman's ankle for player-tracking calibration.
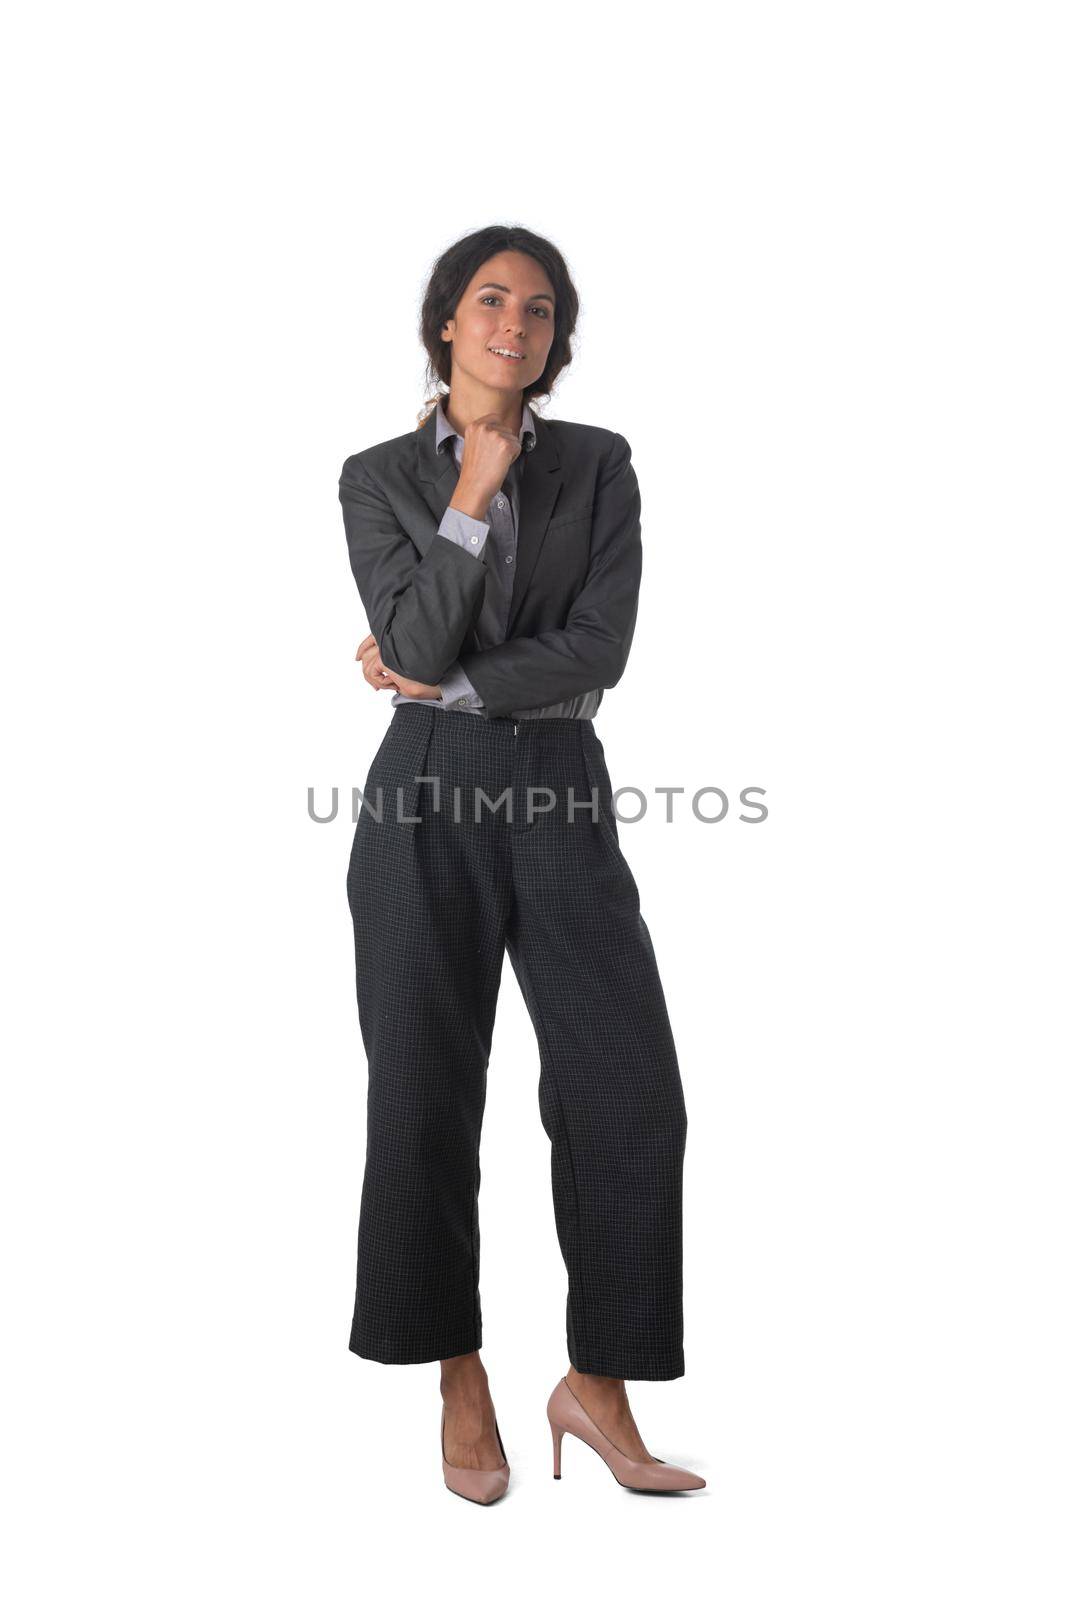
[440,1350,490,1401]
[567,1365,627,1401]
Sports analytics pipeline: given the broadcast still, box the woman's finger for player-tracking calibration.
[362,647,398,691]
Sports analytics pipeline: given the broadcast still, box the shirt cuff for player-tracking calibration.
[436,504,492,561]
[437,662,484,710]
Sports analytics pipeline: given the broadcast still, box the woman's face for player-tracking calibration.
[442,250,556,395]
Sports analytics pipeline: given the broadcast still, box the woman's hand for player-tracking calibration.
[450,414,523,521]
[355,634,442,700]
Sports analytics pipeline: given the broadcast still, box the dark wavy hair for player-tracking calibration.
[416,224,580,426]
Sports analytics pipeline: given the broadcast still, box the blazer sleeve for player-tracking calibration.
[455,432,642,718]
[338,454,489,685]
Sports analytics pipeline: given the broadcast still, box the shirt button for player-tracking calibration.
[505,554,513,563]
[458,696,468,706]
[496,496,506,509]
[469,535,479,545]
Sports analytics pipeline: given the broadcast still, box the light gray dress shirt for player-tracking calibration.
[387,396,599,721]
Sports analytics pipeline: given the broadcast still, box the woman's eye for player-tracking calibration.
[480,294,551,318]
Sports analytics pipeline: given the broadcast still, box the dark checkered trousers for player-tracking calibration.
[346,701,688,1379]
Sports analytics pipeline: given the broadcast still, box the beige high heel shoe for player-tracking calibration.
[441,1405,511,1504]
[547,1374,706,1492]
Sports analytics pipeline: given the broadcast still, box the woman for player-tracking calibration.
[338,225,704,1502]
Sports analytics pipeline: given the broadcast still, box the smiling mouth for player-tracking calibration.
[489,347,525,361]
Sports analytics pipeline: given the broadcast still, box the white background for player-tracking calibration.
[3,2,1064,1595]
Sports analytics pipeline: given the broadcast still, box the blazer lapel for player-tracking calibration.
[507,416,561,632]
[412,403,563,635]
[414,412,461,554]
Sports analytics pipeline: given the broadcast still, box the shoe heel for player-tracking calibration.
[550,1420,564,1479]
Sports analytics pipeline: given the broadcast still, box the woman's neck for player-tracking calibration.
[443,378,523,438]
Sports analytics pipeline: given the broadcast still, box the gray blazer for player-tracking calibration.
[338,411,642,720]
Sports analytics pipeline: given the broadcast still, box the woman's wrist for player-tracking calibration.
[449,481,493,522]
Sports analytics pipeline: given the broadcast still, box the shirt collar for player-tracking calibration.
[435,395,537,456]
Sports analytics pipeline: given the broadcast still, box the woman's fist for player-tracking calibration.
[450,414,523,520]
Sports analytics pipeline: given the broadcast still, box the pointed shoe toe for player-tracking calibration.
[441,1408,511,1505]
[546,1375,705,1493]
